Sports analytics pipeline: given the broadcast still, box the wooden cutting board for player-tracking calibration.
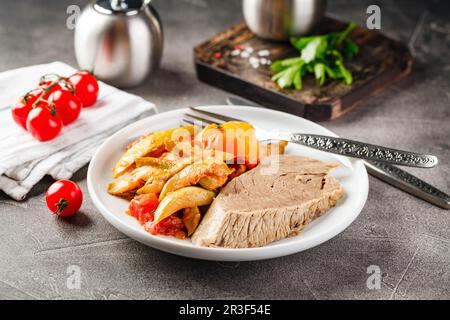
[194,17,413,121]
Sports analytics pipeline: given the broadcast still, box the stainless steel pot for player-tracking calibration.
[243,0,327,41]
[74,0,163,88]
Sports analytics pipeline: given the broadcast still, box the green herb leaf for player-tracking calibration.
[336,22,356,45]
[280,57,303,67]
[271,67,289,82]
[314,63,326,85]
[335,60,353,85]
[270,60,284,73]
[277,64,300,88]
[270,23,359,90]
[301,37,327,63]
[342,38,359,59]
[330,50,344,62]
[293,70,302,90]
[324,65,336,79]
[291,36,317,51]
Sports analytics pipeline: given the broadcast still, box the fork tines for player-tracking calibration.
[182,106,246,127]
[183,113,217,126]
[190,106,242,122]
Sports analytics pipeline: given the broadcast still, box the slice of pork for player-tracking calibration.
[191,155,344,248]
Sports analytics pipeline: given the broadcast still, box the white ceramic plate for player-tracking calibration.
[87,106,368,261]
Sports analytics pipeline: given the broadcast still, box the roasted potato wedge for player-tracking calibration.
[158,159,234,200]
[108,165,157,196]
[112,126,195,178]
[109,150,187,196]
[137,179,166,195]
[200,149,235,163]
[135,157,174,169]
[198,174,229,190]
[154,187,215,224]
[182,207,201,236]
[136,156,194,194]
[135,157,162,167]
[260,140,288,157]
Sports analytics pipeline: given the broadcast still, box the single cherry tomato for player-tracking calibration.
[11,98,33,130]
[26,104,63,142]
[46,180,83,218]
[68,71,99,107]
[48,89,82,125]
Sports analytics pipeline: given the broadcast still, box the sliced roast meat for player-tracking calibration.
[191,155,344,248]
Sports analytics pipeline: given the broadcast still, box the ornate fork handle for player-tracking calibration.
[286,133,438,168]
[365,161,450,209]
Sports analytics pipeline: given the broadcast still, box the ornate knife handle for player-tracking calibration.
[287,133,438,168]
[365,161,450,209]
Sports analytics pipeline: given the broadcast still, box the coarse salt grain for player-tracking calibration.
[240,51,250,58]
[258,49,270,57]
[249,57,259,64]
[231,49,241,56]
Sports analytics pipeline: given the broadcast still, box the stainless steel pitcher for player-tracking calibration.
[74,0,163,88]
[243,0,327,41]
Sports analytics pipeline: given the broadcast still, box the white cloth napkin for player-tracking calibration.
[0,62,157,200]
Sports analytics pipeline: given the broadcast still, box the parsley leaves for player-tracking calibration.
[270,23,359,90]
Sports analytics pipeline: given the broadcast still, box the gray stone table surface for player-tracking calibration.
[0,0,449,300]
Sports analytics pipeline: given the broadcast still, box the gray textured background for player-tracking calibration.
[0,0,449,300]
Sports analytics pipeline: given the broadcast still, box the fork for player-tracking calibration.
[183,107,438,169]
[182,107,450,209]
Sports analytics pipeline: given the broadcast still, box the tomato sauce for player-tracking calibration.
[127,194,187,239]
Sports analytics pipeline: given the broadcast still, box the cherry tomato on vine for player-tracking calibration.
[68,71,99,107]
[48,89,82,125]
[26,104,63,142]
[24,87,44,105]
[26,83,62,107]
[46,180,83,218]
[11,98,33,130]
[39,81,63,97]
[11,83,63,131]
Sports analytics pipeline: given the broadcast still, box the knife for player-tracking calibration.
[226,96,450,209]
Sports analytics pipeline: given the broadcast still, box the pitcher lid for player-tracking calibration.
[94,0,147,15]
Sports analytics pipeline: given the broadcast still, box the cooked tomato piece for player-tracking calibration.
[145,213,187,239]
[128,193,186,238]
[128,193,159,225]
